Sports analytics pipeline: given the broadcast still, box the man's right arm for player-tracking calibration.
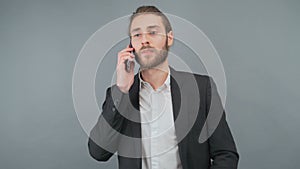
[88,45,135,161]
[88,85,131,161]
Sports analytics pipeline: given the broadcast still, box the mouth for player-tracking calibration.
[141,48,154,54]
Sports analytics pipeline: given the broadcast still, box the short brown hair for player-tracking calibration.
[128,6,172,36]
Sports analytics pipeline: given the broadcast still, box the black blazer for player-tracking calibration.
[88,67,239,169]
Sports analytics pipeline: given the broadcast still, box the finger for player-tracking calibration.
[117,50,134,61]
[117,53,135,64]
[119,55,135,64]
[119,47,134,54]
[117,54,134,65]
[117,55,135,67]
[119,52,135,58]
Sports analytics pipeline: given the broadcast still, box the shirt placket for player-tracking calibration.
[151,91,160,169]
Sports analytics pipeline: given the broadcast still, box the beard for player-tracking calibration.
[134,40,169,69]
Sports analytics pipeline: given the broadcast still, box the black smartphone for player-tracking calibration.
[125,42,134,72]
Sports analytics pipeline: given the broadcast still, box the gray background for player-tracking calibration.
[1,0,299,169]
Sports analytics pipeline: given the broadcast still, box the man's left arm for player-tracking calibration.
[206,77,239,169]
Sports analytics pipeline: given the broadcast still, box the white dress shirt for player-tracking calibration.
[139,70,183,169]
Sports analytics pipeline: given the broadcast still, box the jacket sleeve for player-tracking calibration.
[205,77,239,169]
[88,85,131,161]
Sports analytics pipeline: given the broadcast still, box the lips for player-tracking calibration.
[141,48,154,54]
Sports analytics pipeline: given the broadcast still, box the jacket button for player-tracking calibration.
[114,99,119,106]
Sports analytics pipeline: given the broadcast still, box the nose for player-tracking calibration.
[141,33,150,46]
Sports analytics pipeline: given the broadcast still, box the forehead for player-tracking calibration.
[130,14,164,32]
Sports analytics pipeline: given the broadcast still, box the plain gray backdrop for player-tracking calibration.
[1,0,299,169]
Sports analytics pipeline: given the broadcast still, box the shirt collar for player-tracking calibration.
[139,67,171,91]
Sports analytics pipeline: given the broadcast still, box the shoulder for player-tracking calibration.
[172,69,210,86]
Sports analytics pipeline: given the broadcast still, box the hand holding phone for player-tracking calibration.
[116,43,135,93]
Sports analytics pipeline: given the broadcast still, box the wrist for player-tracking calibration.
[116,84,129,94]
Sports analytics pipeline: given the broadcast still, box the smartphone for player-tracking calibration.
[125,42,134,72]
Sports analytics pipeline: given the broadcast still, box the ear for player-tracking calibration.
[167,31,174,47]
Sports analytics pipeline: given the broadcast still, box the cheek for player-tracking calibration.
[131,42,141,51]
[157,36,168,46]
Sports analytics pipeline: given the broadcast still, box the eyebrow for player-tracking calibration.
[131,25,161,33]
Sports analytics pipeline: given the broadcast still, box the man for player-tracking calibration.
[88,6,239,169]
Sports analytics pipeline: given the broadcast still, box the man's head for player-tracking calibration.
[128,6,174,69]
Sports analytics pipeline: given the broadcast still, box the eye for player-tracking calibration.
[149,31,157,35]
[133,33,141,37]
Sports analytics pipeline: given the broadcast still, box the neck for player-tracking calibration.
[140,61,169,90]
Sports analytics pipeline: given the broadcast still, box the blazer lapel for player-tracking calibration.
[129,75,140,111]
[126,75,142,169]
[170,67,189,169]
